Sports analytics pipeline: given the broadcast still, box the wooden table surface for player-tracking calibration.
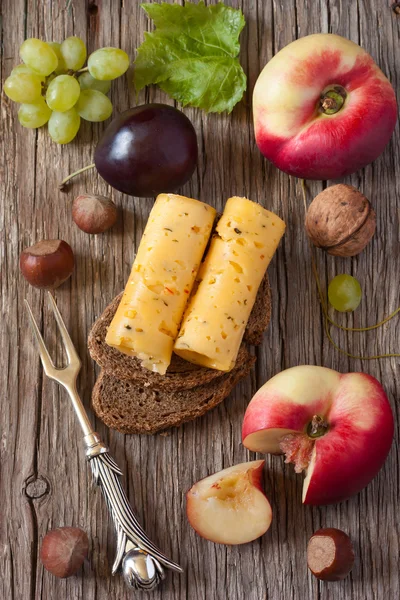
[1,1,399,599]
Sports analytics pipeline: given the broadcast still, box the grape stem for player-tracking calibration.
[59,163,96,190]
[75,67,89,74]
[300,178,400,360]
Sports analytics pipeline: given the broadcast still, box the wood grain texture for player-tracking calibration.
[0,1,399,599]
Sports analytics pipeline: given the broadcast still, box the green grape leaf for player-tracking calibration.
[134,1,247,113]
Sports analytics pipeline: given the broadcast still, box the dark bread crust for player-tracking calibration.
[92,348,256,434]
[88,272,271,391]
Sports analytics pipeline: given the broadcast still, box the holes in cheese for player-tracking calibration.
[147,283,164,294]
[174,197,286,371]
[105,194,216,375]
[229,261,243,274]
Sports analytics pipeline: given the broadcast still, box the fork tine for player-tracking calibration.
[24,299,55,377]
[47,292,81,366]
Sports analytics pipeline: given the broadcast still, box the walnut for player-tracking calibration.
[305,184,376,257]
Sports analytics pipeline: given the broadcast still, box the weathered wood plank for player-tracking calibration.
[0,1,399,599]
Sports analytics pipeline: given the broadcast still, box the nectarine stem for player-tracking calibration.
[59,164,96,190]
[320,86,346,115]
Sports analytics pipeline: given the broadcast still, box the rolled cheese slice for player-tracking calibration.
[105,193,216,374]
[174,197,285,371]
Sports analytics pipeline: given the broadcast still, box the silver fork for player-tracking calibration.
[25,292,183,591]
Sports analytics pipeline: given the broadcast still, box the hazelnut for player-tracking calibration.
[307,527,355,581]
[40,526,89,578]
[392,2,400,16]
[72,194,117,234]
[305,184,376,257]
[20,240,75,289]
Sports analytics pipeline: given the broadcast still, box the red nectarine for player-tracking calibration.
[242,366,394,505]
[253,34,397,180]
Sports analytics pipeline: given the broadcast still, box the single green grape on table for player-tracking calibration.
[76,89,113,122]
[328,274,362,313]
[46,74,81,112]
[5,36,129,143]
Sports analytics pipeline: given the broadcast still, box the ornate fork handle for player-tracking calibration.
[25,295,183,591]
[85,434,183,590]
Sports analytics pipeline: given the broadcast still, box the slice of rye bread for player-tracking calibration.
[92,347,256,434]
[88,272,271,391]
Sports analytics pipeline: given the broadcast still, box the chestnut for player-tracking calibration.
[20,240,75,289]
[40,526,89,578]
[72,194,117,234]
[307,527,355,581]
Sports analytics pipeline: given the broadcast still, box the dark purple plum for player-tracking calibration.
[94,104,198,197]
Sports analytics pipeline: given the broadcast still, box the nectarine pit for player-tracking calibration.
[280,415,328,473]
[307,414,329,438]
[320,85,347,115]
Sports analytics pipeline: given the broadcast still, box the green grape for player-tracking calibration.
[328,274,362,313]
[60,36,87,70]
[48,42,67,74]
[46,73,57,86]
[78,71,111,94]
[88,47,130,81]
[46,74,80,112]
[11,63,46,82]
[18,98,52,128]
[76,89,113,122]
[4,72,42,103]
[48,108,80,144]
[20,38,58,76]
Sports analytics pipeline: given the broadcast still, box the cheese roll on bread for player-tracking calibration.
[106,194,216,374]
[174,197,285,371]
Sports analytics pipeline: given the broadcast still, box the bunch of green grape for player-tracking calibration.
[4,37,130,144]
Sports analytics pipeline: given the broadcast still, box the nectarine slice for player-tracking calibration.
[186,460,272,545]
